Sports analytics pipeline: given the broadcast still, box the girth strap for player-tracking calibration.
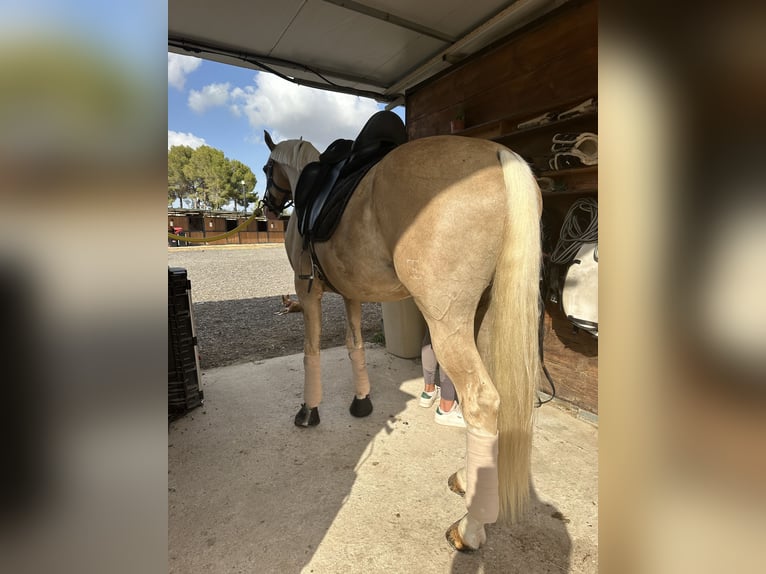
[297,243,342,296]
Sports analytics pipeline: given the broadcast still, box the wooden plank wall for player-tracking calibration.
[168,215,190,229]
[406,0,597,140]
[404,0,598,414]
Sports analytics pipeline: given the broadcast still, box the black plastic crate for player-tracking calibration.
[168,267,203,420]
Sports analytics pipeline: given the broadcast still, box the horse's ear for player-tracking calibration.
[264,130,276,151]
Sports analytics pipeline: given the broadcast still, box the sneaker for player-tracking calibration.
[419,387,439,409]
[434,404,466,428]
[419,388,439,408]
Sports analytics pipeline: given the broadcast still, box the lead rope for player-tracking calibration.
[536,292,556,407]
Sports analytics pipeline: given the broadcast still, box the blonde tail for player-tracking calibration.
[491,149,542,522]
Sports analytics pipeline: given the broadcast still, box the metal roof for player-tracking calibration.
[168,0,569,104]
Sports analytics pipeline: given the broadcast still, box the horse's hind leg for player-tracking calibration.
[294,279,323,427]
[426,320,499,434]
[343,298,373,417]
[446,290,491,497]
[425,319,500,551]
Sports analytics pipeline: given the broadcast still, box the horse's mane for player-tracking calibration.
[270,139,320,171]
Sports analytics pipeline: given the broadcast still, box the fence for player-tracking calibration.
[168,215,287,246]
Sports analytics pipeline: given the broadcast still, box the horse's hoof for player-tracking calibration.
[294,404,320,427]
[445,519,478,553]
[349,394,373,417]
[448,472,466,497]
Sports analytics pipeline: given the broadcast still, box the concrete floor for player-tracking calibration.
[168,345,598,574]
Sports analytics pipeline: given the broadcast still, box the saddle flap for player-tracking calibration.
[294,162,321,211]
[307,158,348,235]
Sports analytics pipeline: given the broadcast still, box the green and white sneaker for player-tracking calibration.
[419,387,439,408]
[434,404,466,428]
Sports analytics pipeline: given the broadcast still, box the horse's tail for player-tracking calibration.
[491,148,542,522]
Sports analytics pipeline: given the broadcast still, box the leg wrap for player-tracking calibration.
[465,428,500,524]
[348,348,370,398]
[304,354,322,408]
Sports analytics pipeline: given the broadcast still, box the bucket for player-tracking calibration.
[381,298,426,359]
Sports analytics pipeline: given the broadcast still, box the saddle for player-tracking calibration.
[294,110,407,245]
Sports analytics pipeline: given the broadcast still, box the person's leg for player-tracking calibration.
[435,367,465,427]
[422,344,437,392]
[420,330,439,407]
[438,366,457,412]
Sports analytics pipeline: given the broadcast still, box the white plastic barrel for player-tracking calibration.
[381,297,426,359]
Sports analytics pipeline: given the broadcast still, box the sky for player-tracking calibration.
[168,52,404,209]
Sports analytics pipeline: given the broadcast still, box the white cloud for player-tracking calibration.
[168,53,202,91]
[188,82,231,113]
[230,73,380,150]
[168,130,206,149]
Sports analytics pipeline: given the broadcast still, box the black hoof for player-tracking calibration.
[294,404,320,427]
[349,394,373,418]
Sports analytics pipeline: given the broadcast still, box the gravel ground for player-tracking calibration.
[168,244,384,368]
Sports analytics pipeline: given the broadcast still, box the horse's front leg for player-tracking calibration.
[294,281,323,427]
[344,298,373,418]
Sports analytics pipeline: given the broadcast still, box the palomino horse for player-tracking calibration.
[261,125,542,551]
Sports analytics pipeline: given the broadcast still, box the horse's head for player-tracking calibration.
[261,131,293,220]
[261,131,319,220]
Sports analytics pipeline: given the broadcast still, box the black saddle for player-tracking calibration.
[294,110,407,245]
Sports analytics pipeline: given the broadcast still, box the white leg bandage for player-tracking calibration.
[348,347,370,398]
[304,354,322,408]
[465,427,500,524]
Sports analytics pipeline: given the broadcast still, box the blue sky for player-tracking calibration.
[168,53,404,208]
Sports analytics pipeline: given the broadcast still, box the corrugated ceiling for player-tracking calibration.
[168,0,569,103]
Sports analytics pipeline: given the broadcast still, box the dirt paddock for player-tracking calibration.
[168,243,384,369]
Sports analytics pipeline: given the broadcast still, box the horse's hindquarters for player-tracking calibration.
[376,138,510,309]
[309,136,512,308]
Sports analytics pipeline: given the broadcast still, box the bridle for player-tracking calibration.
[261,159,293,214]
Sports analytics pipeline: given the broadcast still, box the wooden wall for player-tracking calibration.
[167,214,288,245]
[404,0,598,414]
[406,0,597,140]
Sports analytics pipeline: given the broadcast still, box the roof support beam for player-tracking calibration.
[321,0,456,43]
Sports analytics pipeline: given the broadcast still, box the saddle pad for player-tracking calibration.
[311,156,381,241]
[294,139,353,238]
[561,242,598,336]
[302,147,394,243]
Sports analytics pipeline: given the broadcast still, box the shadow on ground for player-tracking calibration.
[193,294,383,368]
[169,346,595,573]
[450,488,573,573]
